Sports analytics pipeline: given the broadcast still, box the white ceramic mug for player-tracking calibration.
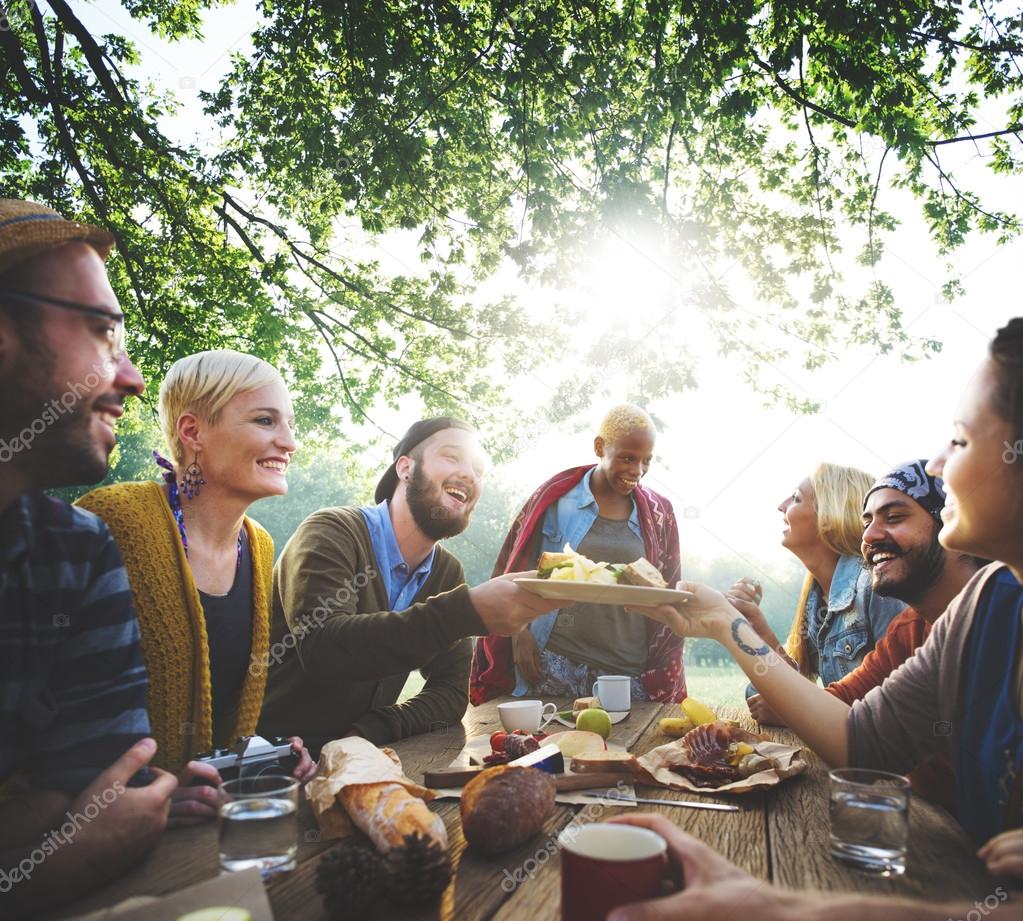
[592,675,631,712]
[498,699,558,733]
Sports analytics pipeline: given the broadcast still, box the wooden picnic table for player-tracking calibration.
[54,698,993,920]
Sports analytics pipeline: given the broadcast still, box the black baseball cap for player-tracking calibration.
[374,416,475,504]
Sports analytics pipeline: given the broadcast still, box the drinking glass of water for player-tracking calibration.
[219,774,299,876]
[829,768,910,877]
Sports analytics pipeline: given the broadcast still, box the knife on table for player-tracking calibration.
[582,792,740,811]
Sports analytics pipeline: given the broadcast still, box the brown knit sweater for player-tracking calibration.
[257,506,484,753]
[76,481,272,774]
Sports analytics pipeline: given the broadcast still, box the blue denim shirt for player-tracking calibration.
[806,553,905,686]
[512,469,643,696]
[360,500,436,611]
[745,553,904,698]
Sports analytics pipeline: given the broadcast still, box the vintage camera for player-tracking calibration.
[194,735,298,782]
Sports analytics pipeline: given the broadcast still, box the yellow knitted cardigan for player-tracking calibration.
[76,480,272,774]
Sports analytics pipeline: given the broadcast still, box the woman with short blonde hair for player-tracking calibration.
[78,348,315,825]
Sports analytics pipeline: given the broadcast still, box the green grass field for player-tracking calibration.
[681,664,750,708]
[398,663,750,709]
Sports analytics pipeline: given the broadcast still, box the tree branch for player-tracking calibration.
[923,148,1020,229]
[0,20,47,104]
[908,28,1022,54]
[304,309,375,426]
[28,2,153,327]
[662,115,678,218]
[220,192,480,340]
[929,125,1023,146]
[44,0,126,107]
[753,56,858,129]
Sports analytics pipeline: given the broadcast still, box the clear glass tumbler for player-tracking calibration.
[829,768,910,877]
[218,774,299,876]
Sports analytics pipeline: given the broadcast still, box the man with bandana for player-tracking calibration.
[258,417,559,754]
[747,460,982,809]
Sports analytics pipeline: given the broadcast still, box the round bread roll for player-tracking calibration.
[459,765,556,855]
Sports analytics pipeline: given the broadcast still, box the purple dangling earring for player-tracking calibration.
[180,450,205,499]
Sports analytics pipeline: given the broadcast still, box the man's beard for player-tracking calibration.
[870,530,946,605]
[0,355,112,488]
[405,463,474,540]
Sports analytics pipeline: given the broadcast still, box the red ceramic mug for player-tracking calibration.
[559,822,669,921]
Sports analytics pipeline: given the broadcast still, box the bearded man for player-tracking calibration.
[258,417,558,753]
[745,459,981,811]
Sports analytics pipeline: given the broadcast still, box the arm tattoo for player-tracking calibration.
[730,617,771,657]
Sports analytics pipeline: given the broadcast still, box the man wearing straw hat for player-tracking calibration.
[0,200,177,917]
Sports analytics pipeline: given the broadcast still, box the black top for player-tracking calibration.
[199,528,253,744]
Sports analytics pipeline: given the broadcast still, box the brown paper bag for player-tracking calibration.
[636,736,807,795]
[305,737,434,840]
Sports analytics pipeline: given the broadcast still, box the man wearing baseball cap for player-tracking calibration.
[0,200,176,917]
[259,417,560,754]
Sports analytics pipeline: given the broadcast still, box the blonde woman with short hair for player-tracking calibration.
[78,349,315,824]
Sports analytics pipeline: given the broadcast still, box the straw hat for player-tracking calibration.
[0,198,114,274]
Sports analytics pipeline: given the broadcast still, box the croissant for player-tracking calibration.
[339,781,448,854]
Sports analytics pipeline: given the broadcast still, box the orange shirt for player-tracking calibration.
[827,606,956,814]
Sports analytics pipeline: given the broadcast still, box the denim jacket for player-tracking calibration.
[745,553,904,699]
[806,553,905,686]
[512,469,643,696]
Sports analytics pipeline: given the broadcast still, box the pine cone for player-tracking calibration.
[385,832,452,906]
[315,839,385,918]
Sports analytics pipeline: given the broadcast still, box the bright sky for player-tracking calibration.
[82,2,1021,580]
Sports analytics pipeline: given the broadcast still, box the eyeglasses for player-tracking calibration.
[2,289,126,363]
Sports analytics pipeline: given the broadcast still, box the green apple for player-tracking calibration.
[575,707,612,739]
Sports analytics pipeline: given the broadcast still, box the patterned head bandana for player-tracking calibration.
[863,459,946,520]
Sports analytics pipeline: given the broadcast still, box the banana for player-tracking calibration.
[658,717,695,737]
[680,696,717,726]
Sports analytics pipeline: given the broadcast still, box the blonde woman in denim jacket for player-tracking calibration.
[736,463,904,723]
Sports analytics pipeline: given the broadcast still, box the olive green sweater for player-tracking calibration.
[258,507,483,753]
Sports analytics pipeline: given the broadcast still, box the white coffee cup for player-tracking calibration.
[592,675,631,712]
[498,699,558,733]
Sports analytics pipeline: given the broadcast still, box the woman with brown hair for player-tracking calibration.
[626,320,1023,911]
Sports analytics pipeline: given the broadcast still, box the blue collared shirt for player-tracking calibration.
[360,500,436,610]
[513,469,643,695]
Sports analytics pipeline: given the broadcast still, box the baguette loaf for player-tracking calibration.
[340,781,448,854]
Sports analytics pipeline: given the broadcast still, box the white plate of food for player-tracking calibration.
[515,579,690,606]
[517,547,691,606]
[552,710,630,728]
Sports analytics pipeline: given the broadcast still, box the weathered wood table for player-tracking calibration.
[53,699,993,920]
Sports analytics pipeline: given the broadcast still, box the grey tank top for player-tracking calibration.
[546,515,648,675]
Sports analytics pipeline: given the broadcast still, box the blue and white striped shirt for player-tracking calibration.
[0,494,151,796]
